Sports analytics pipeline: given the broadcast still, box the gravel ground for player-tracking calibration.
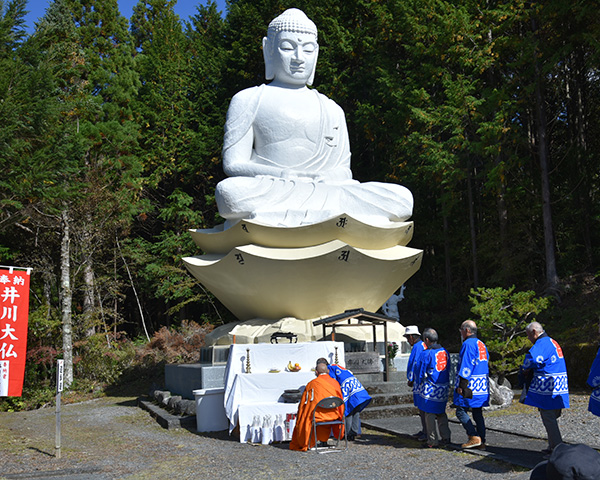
[0,393,596,480]
[483,393,600,448]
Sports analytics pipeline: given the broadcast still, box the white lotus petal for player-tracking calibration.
[189,215,414,254]
[183,240,422,321]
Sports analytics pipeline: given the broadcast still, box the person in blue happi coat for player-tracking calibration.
[454,320,490,450]
[587,345,600,418]
[404,325,427,440]
[415,328,451,448]
[317,358,372,441]
[522,321,570,454]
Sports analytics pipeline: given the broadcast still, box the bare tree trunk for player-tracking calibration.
[80,212,96,337]
[496,154,509,282]
[83,259,95,337]
[532,17,559,293]
[443,213,452,297]
[60,209,73,388]
[486,17,510,284]
[116,237,150,342]
[467,165,479,288]
[567,50,592,267]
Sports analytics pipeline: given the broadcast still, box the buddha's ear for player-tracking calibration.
[263,37,274,81]
[307,44,319,86]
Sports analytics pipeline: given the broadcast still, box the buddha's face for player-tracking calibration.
[266,31,318,87]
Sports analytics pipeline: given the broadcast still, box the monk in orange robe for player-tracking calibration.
[290,361,345,451]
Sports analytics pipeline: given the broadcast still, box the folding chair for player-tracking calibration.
[310,396,347,453]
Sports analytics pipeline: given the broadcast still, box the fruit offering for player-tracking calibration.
[287,361,301,372]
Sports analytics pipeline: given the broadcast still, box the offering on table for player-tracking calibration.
[287,361,301,372]
[282,389,302,403]
[268,368,281,373]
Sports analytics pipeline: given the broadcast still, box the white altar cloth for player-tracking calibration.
[223,341,345,440]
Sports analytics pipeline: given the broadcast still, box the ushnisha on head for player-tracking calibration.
[262,8,319,86]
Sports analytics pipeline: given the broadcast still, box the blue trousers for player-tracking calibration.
[456,405,486,443]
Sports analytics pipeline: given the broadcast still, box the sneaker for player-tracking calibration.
[475,443,486,451]
[461,436,482,449]
[411,430,424,438]
[417,434,427,442]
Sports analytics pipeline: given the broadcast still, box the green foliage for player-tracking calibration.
[0,343,58,411]
[1,0,600,407]
[0,384,55,412]
[469,286,552,379]
[27,303,62,345]
[74,334,136,385]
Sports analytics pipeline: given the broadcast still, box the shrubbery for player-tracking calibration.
[138,320,214,364]
[0,321,214,411]
[74,333,137,385]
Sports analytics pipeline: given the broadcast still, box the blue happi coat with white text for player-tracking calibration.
[587,346,600,417]
[415,345,450,414]
[522,334,570,410]
[408,340,427,405]
[454,336,490,408]
[328,365,371,416]
[407,340,427,382]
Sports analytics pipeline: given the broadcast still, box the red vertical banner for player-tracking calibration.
[0,267,31,397]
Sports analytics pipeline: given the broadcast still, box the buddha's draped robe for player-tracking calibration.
[216,85,413,228]
[289,374,344,451]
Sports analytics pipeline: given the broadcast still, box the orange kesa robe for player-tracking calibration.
[289,374,344,451]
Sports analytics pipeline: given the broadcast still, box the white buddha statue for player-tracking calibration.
[215,8,413,228]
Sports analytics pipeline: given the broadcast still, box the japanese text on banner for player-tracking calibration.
[0,267,31,397]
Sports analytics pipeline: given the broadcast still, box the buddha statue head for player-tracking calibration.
[262,8,319,87]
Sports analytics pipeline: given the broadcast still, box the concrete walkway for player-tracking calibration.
[363,415,552,470]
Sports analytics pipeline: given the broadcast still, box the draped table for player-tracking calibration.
[223,341,345,443]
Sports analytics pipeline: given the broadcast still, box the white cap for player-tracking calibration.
[403,325,420,337]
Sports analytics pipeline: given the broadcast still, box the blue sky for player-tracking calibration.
[23,0,228,33]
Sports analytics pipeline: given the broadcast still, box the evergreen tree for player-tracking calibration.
[129,0,228,327]
[18,0,144,387]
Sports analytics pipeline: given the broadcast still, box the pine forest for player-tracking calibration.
[1,0,599,407]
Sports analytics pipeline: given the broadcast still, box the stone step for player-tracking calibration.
[355,371,406,384]
[368,392,413,407]
[355,372,384,383]
[363,381,412,396]
[360,403,418,420]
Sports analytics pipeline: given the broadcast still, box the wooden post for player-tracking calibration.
[372,324,376,352]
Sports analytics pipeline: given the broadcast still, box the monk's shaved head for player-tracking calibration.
[316,363,329,374]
